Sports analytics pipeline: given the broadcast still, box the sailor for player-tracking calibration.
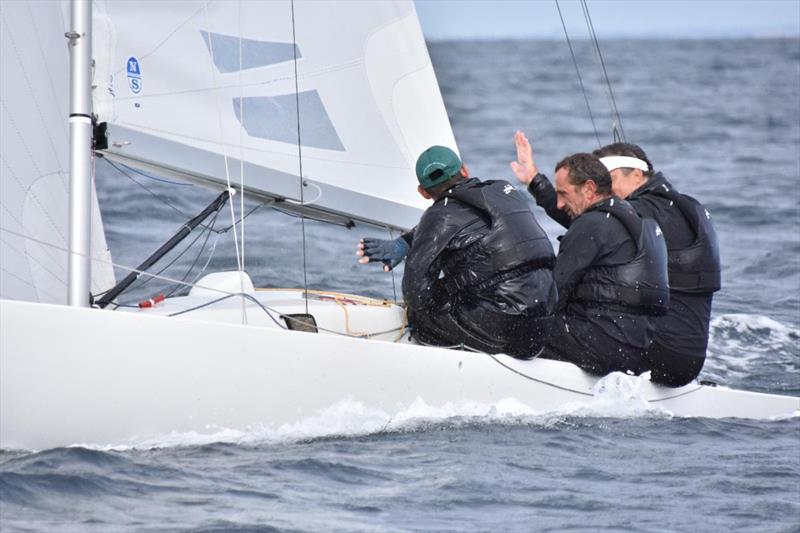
[511,135,670,375]
[358,145,558,358]
[588,143,721,386]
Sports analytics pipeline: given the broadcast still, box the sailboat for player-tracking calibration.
[1,0,797,451]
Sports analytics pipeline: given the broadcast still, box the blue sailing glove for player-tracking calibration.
[358,236,410,271]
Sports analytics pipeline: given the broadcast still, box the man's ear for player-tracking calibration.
[418,185,433,199]
[459,164,469,178]
[584,179,598,195]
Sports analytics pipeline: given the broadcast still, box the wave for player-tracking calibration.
[703,313,800,393]
[44,373,673,452]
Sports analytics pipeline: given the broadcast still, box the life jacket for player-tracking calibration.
[638,175,721,293]
[573,198,670,316]
[442,179,555,290]
[407,178,557,357]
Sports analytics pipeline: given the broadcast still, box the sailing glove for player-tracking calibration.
[360,236,410,271]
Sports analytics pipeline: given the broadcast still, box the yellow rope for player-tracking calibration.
[333,300,368,337]
[393,306,409,343]
[256,287,393,307]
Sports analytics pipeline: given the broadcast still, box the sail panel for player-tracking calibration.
[233,92,345,152]
[0,0,115,303]
[201,31,301,73]
[96,0,457,231]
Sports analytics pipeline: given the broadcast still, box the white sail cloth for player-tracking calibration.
[94,0,458,231]
[0,1,115,303]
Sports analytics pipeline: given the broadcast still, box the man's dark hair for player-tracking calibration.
[555,153,612,195]
[425,172,466,199]
[593,142,654,178]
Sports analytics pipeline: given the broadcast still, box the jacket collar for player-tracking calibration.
[628,171,676,199]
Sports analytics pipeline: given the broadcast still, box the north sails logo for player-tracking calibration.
[503,184,514,195]
[126,57,142,95]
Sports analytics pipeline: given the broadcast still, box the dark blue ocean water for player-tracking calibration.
[2,38,799,532]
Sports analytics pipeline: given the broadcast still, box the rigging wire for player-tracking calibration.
[113,161,194,187]
[580,0,626,142]
[290,0,310,316]
[238,0,245,273]
[189,231,221,284]
[387,228,398,304]
[121,212,216,295]
[104,159,191,219]
[201,2,243,274]
[234,0,248,323]
[104,158,261,233]
[164,208,222,297]
[554,0,602,147]
[0,225,231,298]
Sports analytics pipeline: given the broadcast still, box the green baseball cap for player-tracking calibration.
[415,145,462,189]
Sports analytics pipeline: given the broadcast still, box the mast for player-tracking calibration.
[66,0,93,307]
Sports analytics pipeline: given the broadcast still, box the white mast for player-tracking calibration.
[66,0,93,307]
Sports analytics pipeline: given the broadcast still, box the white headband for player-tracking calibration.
[599,156,649,172]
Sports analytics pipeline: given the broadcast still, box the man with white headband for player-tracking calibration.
[511,130,720,386]
[591,142,721,386]
[511,138,670,376]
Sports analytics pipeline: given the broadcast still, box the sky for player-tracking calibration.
[414,0,800,40]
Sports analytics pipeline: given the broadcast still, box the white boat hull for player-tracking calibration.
[1,299,798,450]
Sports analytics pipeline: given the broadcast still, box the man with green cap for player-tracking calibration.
[358,145,558,358]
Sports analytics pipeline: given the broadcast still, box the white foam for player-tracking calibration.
[711,313,798,341]
[549,372,669,419]
[78,381,676,451]
[705,313,799,380]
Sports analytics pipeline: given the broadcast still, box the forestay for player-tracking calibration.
[0,1,115,303]
[94,0,457,231]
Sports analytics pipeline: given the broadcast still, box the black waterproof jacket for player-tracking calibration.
[530,172,720,384]
[402,178,558,358]
[527,177,665,374]
[628,172,721,293]
[550,198,663,367]
[571,198,670,316]
[626,172,720,385]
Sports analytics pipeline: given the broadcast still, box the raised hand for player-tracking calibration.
[510,130,538,185]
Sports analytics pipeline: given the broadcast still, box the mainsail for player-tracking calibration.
[95,0,458,231]
[0,0,115,303]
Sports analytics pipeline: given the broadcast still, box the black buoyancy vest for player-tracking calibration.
[640,177,721,293]
[444,180,555,287]
[574,198,670,316]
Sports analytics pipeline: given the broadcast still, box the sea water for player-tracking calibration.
[1,38,798,532]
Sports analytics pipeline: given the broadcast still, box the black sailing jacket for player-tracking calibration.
[530,171,720,384]
[402,178,558,358]
[625,172,720,384]
[527,177,664,355]
[627,172,721,293]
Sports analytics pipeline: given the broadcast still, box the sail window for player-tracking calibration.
[200,31,300,73]
[233,92,345,152]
